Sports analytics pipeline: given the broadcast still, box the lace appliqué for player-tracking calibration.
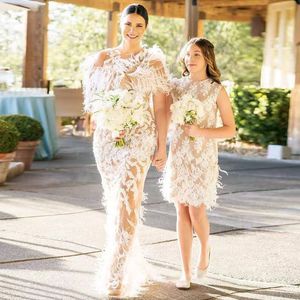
[82,45,170,112]
[82,46,169,297]
[161,77,223,209]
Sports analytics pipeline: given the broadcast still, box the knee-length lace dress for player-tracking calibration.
[162,77,222,209]
[82,46,169,297]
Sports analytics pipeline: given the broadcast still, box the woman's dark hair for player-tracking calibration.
[121,4,149,27]
[179,37,221,84]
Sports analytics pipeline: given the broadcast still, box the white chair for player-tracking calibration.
[53,88,84,135]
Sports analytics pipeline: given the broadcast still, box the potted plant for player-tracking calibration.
[0,115,44,170]
[0,119,20,184]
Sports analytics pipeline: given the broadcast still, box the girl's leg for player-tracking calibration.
[189,204,210,270]
[176,203,193,279]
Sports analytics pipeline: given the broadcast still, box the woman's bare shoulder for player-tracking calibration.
[93,49,112,67]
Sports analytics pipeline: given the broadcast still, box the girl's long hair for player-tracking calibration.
[179,37,221,84]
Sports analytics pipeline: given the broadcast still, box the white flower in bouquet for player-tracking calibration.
[170,93,205,141]
[91,89,146,147]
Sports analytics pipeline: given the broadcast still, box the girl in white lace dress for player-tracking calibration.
[82,4,169,297]
[163,38,235,289]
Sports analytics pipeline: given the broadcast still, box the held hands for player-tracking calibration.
[152,148,167,172]
[183,124,201,138]
[113,130,167,171]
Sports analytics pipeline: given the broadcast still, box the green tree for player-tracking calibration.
[0,11,26,85]
[144,16,185,75]
[48,2,107,86]
[0,5,264,87]
[205,21,264,84]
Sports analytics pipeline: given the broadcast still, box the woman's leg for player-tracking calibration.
[189,204,210,270]
[107,163,146,295]
[176,204,193,279]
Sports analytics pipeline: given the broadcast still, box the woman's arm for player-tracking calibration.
[184,86,236,139]
[152,92,168,171]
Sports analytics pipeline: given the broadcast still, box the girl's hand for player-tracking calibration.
[91,119,97,131]
[183,124,201,138]
[152,148,167,172]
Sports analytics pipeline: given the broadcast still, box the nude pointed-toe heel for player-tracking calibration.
[195,248,211,280]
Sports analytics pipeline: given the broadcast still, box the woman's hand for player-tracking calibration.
[152,148,167,172]
[183,124,201,138]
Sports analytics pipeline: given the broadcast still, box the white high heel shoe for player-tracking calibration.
[175,274,191,290]
[194,248,211,280]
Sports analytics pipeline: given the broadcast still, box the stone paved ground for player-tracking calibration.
[0,136,299,299]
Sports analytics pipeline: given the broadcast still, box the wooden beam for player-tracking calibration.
[51,0,268,21]
[53,0,112,11]
[196,0,270,7]
[118,0,185,18]
[205,8,266,22]
[23,0,48,87]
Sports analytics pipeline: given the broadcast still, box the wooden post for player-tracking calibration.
[185,0,199,40]
[107,2,120,48]
[23,0,48,87]
[197,20,204,37]
[288,3,300,154]
[198,11,206,37]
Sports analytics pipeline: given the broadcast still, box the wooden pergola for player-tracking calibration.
[22,0,300,154]
[22,0,276,87]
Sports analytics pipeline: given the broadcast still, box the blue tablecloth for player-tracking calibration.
[0,95,58,160]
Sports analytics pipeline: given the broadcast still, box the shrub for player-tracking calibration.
[0,119,20,153]
[231,86,290,148]
[0,114,44,141]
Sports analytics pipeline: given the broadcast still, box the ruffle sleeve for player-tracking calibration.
[147,46,171,95]
[81,52,101,112]
[125,46,171,95]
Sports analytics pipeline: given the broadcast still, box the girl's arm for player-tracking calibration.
[166,94,173,129]
[152,92,168,171]
[184,86,236,139]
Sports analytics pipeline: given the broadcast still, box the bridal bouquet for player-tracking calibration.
[170,93,205,141]
[91,89,147,147]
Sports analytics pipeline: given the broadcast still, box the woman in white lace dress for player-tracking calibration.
[82,4,169,297]
[163,38,236,289]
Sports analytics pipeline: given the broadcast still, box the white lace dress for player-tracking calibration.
[162,77,222,209]
[82,46,169,297]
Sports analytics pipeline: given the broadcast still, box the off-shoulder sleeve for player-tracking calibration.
[81,52,101,112]
[146,46,171,95]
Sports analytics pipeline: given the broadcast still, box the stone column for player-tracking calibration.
[288,3,300,154]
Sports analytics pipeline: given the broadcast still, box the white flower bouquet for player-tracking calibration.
[91,89,147,147]
[170,93,205,141]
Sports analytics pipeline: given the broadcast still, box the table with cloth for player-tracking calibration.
[0,94,58,160]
